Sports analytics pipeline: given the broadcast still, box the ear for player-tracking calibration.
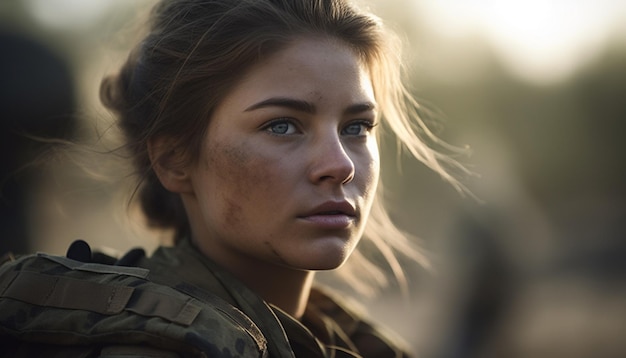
[148,137,194,194]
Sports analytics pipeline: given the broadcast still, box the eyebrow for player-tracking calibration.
[244,97,376,115]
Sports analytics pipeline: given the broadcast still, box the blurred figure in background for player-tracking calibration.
[0,30,77,255]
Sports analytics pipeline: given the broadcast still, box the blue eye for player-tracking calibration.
[341,121,375,136]
[265,119,297,135]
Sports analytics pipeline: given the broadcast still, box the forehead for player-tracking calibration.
[265,37,365,73]
[264,36,366,68]
[221,37,375,107]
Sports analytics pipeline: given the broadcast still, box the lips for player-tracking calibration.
[298,201,357,229]
[304,201,356,217]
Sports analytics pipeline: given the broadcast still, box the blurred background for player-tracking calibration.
[1,0,625,357]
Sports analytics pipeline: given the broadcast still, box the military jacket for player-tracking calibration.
[0,239,412,357]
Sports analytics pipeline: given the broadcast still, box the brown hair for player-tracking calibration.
[101,0,469,294]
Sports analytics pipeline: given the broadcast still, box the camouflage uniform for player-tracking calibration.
[0,238,412,357]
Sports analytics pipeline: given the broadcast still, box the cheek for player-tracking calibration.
[361,139,381,192]
[204,140,281,223]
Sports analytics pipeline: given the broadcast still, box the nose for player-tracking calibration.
[308,134,355,185]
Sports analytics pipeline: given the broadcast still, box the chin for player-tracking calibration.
[306,260,346,271]
[299,242,354,271]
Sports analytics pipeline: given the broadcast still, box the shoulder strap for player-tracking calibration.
[0,251,269,357]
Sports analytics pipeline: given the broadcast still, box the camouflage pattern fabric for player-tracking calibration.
[0,252,268,357]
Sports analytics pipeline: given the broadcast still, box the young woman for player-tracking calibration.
[0,0,467,356]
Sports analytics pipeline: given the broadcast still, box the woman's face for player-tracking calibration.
[184,37,379,272]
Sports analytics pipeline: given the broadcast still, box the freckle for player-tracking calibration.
[310,91,323,102]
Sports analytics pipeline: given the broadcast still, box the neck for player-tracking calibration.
[227,259,316,319]
[247,267,315,319]
[193,240,315,319]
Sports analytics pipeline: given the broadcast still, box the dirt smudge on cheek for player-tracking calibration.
[205,139,274,227]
